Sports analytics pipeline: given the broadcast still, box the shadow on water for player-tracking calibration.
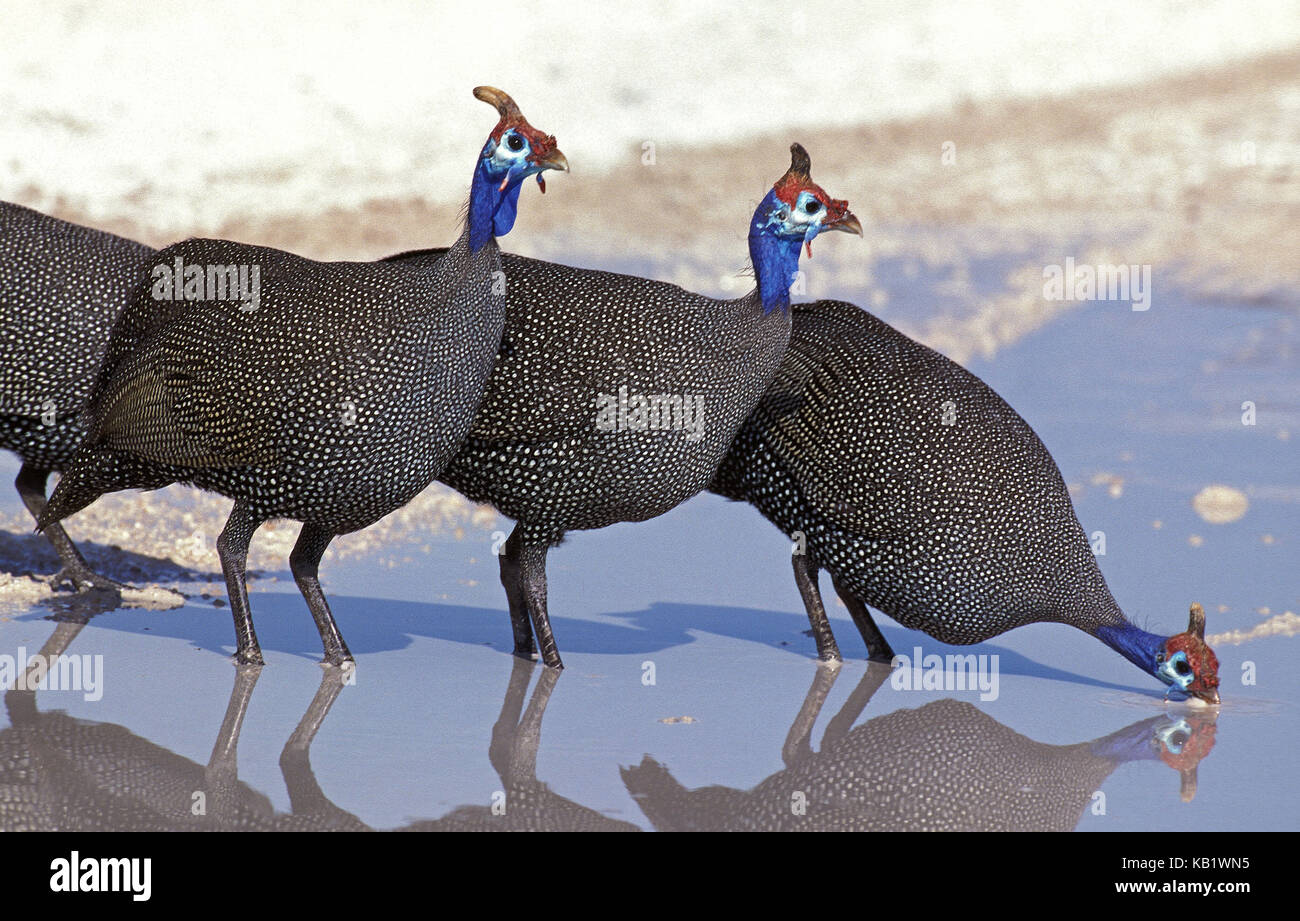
[1,618,1216,832]
[621,663,1219,831]
[13,588,1164,697]
[0,617,636,831]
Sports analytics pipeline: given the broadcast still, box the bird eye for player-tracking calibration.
[1175,659,1191,675]
[804,199,822,214]
[507,134,525,152]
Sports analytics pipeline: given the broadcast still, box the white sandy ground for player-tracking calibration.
[5,0,1299,232]
[0,484,499,615]
[0,486,496,573]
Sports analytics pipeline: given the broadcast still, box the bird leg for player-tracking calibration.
[498,527,537,659]
[792,553,842,662]
[216,502,265,666]
[16,463,123,595]
[831,575,896,663]
[289,523,353,667]
[517,538,563,670]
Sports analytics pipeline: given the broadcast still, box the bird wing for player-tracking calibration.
[91,336,281,468]
[87,239,467,469]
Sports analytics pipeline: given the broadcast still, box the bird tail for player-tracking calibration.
[38,459,107,530]
[39,447,170,530]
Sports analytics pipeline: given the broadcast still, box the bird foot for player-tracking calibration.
[47,567,126,597]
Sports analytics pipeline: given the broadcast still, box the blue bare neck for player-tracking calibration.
[467,148,524,254]
[748,190,803,314]
[1096,622,1165,676]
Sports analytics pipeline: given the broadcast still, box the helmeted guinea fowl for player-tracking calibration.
[388,144,861,670]
[709,299,1221,703]
[40,86,568,667]
[0,203,157,595]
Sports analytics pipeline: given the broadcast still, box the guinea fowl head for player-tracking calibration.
[1098,603,1221,704]
[748,143,861,313]
[1159,603,1221,705]
[468,86,568,252]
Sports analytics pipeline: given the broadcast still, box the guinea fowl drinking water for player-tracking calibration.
[0,204,157,595]
[709,300,1221,703]
[388,144,861,670]
[40,86,568,666]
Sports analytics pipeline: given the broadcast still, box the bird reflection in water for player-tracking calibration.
[621,663,1217,831]
[0,619,635,831]
[3,619,1213,831]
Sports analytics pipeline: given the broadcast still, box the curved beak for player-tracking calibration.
[1191,687,1221,706]
[532,148,569,173]
[826,210,863,237]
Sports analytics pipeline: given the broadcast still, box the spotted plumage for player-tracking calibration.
[41,87,567,666]
[391,144,861,669]
[710,299,1221,701]
[0,202,156,592]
